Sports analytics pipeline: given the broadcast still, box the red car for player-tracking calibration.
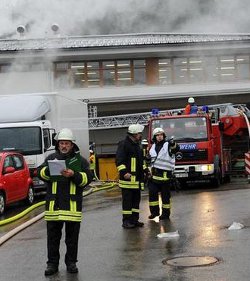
[0,151,34,215]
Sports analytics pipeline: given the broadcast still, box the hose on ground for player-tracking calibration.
[0,181,117,246]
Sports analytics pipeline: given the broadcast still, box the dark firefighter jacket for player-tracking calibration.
[116,135,146,189]
[38,144,92,222]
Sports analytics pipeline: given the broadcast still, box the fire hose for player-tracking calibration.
[0,180,117,246]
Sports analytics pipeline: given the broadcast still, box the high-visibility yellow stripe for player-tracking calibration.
[149,201,159,206]
[45,210,82,222]
[49,201,55,212]
[131,175,136,182]
[119,180,140,189]
[152,174,169,181]
[70,182,77,212]
[79,172,88,186]
[131,157,136,172]
[52,182,57,194]
[40,167,50,181]
[117,164,126,171]
[132,208,139,213]
[122,210,132,215]
[162,203,171,209]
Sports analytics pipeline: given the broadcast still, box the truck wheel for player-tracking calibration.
[25,186,34,205]
[0,192,5,215]
[178,179,188,189]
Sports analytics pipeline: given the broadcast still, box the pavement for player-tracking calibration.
[1,179,250,281]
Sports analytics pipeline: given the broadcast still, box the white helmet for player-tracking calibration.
[54,128,75,142]
[152,127,165,136]
[141,139,148,145]
[188,97,195,103]
[128,124,144,134]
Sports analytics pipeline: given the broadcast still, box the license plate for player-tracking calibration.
[33,179,45,185]
[175,173,188,178]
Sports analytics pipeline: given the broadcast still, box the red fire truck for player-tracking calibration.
[148,104,250,187]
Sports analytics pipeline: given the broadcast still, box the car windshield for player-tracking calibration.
[151,116,208,141]
[0,127,42,155]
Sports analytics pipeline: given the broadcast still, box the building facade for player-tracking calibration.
[0,33,250,158]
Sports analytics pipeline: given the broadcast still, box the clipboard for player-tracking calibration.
[48,160,66,176]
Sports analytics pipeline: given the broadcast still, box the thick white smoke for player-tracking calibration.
[0,0,249,38]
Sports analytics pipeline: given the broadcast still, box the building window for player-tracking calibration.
[204,57,219,82]
[116,60,132,86]
[218,56,236,82]
[86,62,100,87]
[70,62,86,88]
[236,55,249,80]
[54,62,70,89]
[133,60,146,85]
[159,58,172,84]
[188,57,205,83]
[103,61,116,86]
[173,58,189,84]
[53,54,250,88]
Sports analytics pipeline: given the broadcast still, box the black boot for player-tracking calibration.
[148,214,158,219]
[67,263,78,273]
[159,209,170,220]
[159,214,170,220]
[122,221,136,229]
[134,221,144,227]
[44,264,58,276]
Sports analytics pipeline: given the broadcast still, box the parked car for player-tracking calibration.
[0,151,34,215]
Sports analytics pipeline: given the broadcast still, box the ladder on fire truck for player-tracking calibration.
[88,103,250,131]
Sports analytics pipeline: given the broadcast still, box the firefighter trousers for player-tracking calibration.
[47,221,81,266]
[148,180,171,217]
[121,188,141,223]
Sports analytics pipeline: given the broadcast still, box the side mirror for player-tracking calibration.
[4,166,15,174]
[52,132,57,146]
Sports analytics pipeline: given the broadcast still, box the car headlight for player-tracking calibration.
[197,164,214,172]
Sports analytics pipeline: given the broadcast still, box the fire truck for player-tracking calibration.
[148,103,250,187]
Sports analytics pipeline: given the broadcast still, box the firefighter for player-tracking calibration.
[89,149,96,180]
[116,124,147,229]
[184,97,198,114]
[38,128,92,276]
[148,127,179,220]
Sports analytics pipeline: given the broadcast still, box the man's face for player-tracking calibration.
[133,132,143,142]
[58,140,74,154]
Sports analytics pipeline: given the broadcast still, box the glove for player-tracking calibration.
[168,136,175,146]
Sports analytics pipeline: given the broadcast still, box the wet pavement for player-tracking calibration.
[1,178,250,281]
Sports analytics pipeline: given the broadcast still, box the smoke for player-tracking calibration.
[0,0,250,38]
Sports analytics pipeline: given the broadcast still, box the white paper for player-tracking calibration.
[157,230,180,239]
[228,222,244,230]
[48,160,66,176]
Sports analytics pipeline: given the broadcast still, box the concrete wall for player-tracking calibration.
[0,71,52,94]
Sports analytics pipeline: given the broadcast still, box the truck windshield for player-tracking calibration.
[151,116,208,141]
[0,127,42,155]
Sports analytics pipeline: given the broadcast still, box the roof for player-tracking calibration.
[1,33,250,51]
[0,95,50,123]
